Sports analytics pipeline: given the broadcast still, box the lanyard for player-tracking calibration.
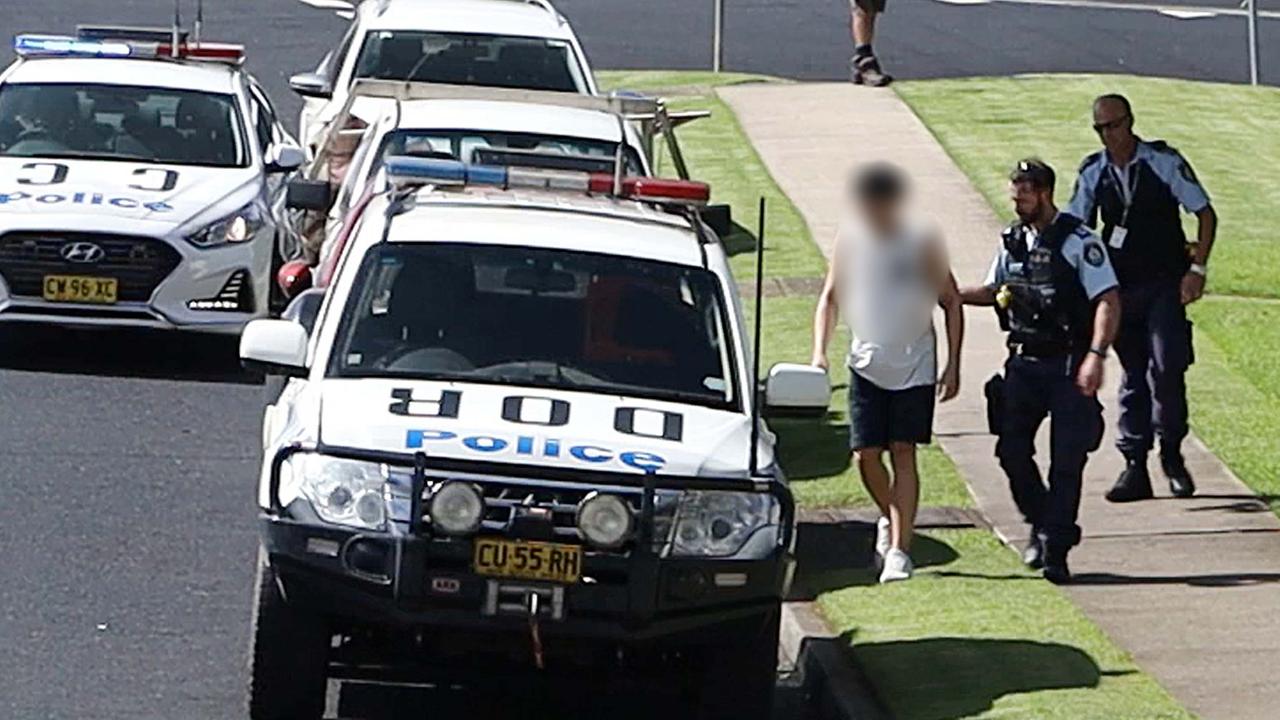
[1108,162,1140,226]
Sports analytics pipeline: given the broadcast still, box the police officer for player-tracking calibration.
[960,159,1120,584]
[1068,94,1218,502]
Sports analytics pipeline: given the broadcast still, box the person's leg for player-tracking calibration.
[849,0,893,86]
[1041,372,1098,584]
[848,370,892,517]
[855,446,892,517]
[852,1,877,48]
[1108,285,1156,502]
[1147,282,1194,496]
[996,360,1050,533]
[887,442,919,551]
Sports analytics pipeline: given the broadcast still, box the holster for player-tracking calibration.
[984,374,1005,436]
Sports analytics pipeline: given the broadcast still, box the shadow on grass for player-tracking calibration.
[789,521,959,600]
[847,635,1102,720]
[774,414,853,481]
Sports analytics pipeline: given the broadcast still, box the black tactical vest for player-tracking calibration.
[997,215,1092,355]
[1090,141,1191,284]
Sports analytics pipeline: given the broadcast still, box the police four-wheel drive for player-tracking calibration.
[0,28,305,334]
[240,157,831,719]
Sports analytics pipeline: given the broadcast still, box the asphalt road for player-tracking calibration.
[0,0,1273,718]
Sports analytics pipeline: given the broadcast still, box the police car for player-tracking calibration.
[239,158,829,719]
[290,0,598,155]
[0,28,306,333]
[278,79,710,298]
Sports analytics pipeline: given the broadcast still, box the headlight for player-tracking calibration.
[283,454,388,530]
[187,202,264,248]
[428,481,485,536]
[577,493,633,549]
[671,491,780,559]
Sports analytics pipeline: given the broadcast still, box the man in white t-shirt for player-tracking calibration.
[811,163,964,583]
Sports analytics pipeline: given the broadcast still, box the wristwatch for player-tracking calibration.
[1088,346,1109,359]
[1190,263,1208,277]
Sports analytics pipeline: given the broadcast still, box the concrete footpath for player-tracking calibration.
[721,83,1280,720]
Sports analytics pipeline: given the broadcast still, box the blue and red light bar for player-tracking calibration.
[385,156,712,205]
[13,33,245,64]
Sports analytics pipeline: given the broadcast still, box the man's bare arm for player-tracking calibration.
[927,237,964,401]
[958,284,997,306]
[811,241,841,369]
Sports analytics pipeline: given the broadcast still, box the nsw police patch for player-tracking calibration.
[1084,243,1106,267]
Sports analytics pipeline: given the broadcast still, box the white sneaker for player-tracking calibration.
[879,548,914,584]
[873,516,891,569]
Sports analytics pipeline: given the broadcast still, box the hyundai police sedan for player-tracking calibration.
[240,157,829,720]
[0,31,306,333]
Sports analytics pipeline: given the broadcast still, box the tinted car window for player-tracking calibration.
[353,31,585,93]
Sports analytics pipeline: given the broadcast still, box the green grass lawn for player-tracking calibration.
[601,69,1191,720]
[897,75,1280,516]
[821,530,1192,720]
[895,74,1280,299]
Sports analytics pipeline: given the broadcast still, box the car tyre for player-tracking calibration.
[248,550,330,720]
[695,606,780,720]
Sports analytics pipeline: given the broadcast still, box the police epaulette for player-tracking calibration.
[1147,139,1174,153]
[1078,151,1104,173]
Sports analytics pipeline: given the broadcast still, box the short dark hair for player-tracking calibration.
[853,162,907,202]
[1094,93,1133,117]
[1010,158,1055,193]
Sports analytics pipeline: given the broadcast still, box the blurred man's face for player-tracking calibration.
[859,194,900,232]
[1093,99,1135,157]
[1010,181,1047,223]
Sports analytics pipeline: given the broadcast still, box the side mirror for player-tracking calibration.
[276,259,315,300]
[286,178,335,212]
[764,363,830,417]
[281,288,326,336]
[289,72,333,100]
[240,319,309,377]
[266,143,306,174]
[699,204,733,238]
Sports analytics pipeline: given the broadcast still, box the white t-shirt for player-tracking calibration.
[837,218,939,391]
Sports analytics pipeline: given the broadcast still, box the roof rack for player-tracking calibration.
[307,79,702,182]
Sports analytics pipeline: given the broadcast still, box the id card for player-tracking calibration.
[1109,226,1129,250]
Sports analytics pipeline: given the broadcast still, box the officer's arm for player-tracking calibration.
[1192,204,1217,266]
[810,237,842,369]
[958,253,1001,306]
[1090,288,1121,354]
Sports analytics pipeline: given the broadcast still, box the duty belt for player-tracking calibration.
[1008,339,1075,359]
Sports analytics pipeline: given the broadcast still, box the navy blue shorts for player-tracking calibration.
[848,370,935,450]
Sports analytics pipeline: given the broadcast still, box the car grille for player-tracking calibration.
[0,232,182,302]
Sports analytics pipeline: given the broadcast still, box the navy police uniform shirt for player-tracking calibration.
[984,216,1119,302]
[1067,139,1210,285]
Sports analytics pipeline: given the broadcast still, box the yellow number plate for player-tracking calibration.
[473,538,582,584]
[43,275,118,304]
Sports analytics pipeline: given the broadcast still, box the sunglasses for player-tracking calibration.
[1093,114,1130,133]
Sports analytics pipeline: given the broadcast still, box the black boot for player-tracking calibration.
[849,54,894,87]
[1161,448,1196,498]
[1041,542,1072,585]
[1106,455,1154,503]
[1021,532,1045,569]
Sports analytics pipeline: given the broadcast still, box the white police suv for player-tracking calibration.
[240,157,829,719]
[0,28,306,333]
[290,0,598,154]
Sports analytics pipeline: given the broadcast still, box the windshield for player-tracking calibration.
[353,31,586,93]
[330,244,738,408]
[0,83,247,167]
[376,128,644,176]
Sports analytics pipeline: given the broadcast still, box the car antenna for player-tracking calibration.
[748,196,766,477]
[171,0,182,58]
